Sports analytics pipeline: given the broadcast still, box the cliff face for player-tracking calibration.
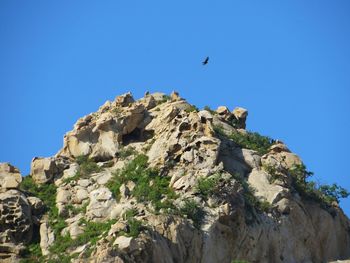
[1,92,350,263]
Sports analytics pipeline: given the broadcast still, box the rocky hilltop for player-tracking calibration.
[1,92,350,263]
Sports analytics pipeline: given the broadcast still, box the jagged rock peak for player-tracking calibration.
[1,91,350,263]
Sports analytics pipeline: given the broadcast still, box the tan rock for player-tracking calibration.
[56,189,71,204]
[0,163,22,190]
[27,196,44,215]
[232,107,248,119]
[198,110,213,122]
[0,190,32,244]
[216,106,230,115]
[113,236,137,252]
[248,168,287,204]
[30,157,58,184]
[170,91,181,102]
[40,219,55,256]
[232,107,248,129]
[114,92,134,107]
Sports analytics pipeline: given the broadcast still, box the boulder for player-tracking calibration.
[113,236,138,252]
[198,110,213,122]
[0,190,32,243]
[216,106,230,115]
[30,157,58,184]
[87,188,116,219]
[39,219,55,256]
[232,107,248,129]
[232,107,248,119]
[139,95,156,110]
[27,196,44,215]
[114,92,134,107]
[170,91,181,102]
[248,168,288,204]
[0,163,22,190]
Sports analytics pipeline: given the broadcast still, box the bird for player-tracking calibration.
[202,56,209,65]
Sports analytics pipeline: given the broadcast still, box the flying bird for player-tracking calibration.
[202,56,209,65]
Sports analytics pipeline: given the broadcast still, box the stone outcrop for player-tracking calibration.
[1,92,349,263]
[0,163,22,190]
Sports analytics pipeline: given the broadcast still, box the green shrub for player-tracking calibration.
[196,175,220,199]
[20,176,57,216]
[228,131,274,156]
[185,104,199,113]
[76,155,101,176]
[318,184,349,203]
[66,202,89,216]
[289,164,349,207]
[262,164,280,183]
[74,219,117,247]
[213,125,274,156]
[213,125,226,137]
[20,243,43,263]
[106,154,176,211]
[157,95,171,104]
[48,218,116,258]
[179,199,204,228]
[64,155,101,184]
[117,146,137,160]
[118,209,143,238]
[203,105,216,114]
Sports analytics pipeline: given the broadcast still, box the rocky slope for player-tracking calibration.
[1,91,350,263]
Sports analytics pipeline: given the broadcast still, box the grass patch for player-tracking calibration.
[213,125,275,156]
[228,131,274,156]
[262,164,280,184]
[20,243,43,263]
[106,154,176,211]
[203,105,216,115]
[20,176,57,212]
[196,175,220,199]
[157,94,171,104]
[117,146,137,160]
[118,209,143,238]
[179,199,204,229]
[48,218,116,260]
[20,176,69,261]
[63,155,101,184]
[289,164,349,206]
[185,104,199,113]
[66,202,89,216]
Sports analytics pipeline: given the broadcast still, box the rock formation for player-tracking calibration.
[1,92,349,263]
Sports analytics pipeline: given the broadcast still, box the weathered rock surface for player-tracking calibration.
[0,163,22,190]
[30,157,58,184]
[1,92,349,263]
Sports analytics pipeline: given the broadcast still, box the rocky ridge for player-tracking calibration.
[0,91,349,263]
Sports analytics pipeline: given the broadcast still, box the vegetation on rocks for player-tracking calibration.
[119,209,143,238]
[196,174,220,199]
[106,154,177,211]
[179,199,204,228]
[157,94,171,104]
[213,125,275,155]
[232,173,272,214]
[262,164,280,183]
[289,164,349,206]
[117,146,137,160]
[63,155,101,184]
[203,105,216,114]
[20,176,57,213]
[184,104,199,113]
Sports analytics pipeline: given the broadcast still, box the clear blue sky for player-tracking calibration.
[1,1,350,215]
